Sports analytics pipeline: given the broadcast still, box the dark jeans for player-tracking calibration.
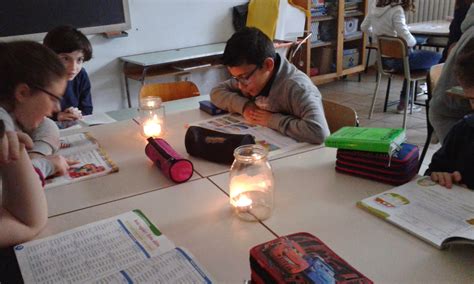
[383,49,442,107]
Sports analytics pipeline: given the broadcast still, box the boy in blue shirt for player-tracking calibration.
[44,26,93,122]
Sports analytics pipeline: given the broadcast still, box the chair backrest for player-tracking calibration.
[139,81,200,102]
[427,63,444,99]
[377,35,408,59]
[376,35,411,78]
[322,98,359,133]
[418,63,445,170]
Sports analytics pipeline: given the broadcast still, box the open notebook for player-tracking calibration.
[14,210,214,283]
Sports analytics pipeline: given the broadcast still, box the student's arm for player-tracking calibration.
[77,69,93,115]
[425,123,463,188]
[210,79,251,114]
[392,7,416,47]
[27,117,60,156]
[267,83,330,144]
[360,14,372,34]
[0,131,47,248]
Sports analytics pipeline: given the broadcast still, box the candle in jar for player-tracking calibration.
[234,194,252,212]
[143,116,162,137]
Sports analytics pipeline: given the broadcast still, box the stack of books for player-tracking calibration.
[325,127,419,185]
[344,0,362,16]
[311,0,327,17]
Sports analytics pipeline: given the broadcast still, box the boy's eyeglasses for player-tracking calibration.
[31,86,62,104]
[231,66,259,85]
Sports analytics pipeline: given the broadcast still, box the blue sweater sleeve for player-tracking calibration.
[61,68,93,115]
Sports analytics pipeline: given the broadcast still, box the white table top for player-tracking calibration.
[209,147,474,283]
[40,178,275,282]
[408,20,450,36]
[48,120,199,217]
[120,43,226,67]
[52,96,320,216]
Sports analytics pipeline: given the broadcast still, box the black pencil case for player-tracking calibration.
[185,126,255,164]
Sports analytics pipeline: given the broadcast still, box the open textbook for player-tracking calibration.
[57,113,117,133]
[192,113,307,157]
[45,132,118,189]
[14,210,214,283]
[358,176,474,249]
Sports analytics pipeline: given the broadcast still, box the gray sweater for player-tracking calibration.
[429,4,474,143]
[0,107,60,155]
[210,57,330,144]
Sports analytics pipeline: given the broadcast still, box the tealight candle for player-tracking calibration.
[142,115,163,137]
[138,96,165,138]
[234,194,253,212]
[229,145,274,222]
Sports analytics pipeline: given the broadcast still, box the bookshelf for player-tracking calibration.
[302,0,368,84]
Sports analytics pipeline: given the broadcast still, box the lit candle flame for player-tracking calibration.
[146,100,156,108]
[143,116,162,137]
[234,195,252,208]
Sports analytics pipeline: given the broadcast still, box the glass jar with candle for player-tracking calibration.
[229,144,274,221]
[139,96,165,138]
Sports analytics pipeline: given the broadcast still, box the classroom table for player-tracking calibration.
[25,178,277,283]
[408,20,450,49]
[48,120,200,217]
[50,96,320,217]
[120,43,226,108]
[210,147,474,283]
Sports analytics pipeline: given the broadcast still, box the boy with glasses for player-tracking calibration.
[210,27,329,144]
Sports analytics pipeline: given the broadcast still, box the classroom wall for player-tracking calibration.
[84,0,246,113]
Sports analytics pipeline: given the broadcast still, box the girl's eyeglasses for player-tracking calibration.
[30,86,62,103]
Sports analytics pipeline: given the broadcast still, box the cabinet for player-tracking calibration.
[295,0,368,84]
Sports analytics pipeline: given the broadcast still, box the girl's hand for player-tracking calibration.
[44,155,78,176]
[0,122,34,164]
[430,171,462,189]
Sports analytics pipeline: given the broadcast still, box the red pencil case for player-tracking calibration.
[145,138,193,183]
[249,232,373,284]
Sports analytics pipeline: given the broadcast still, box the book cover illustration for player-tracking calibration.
[250,232,372,283]
[358,177,474,249]
[45,133,118,189]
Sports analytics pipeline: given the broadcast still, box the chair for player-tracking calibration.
[358,37,378,82]
[323,98,359,133]
[139,81,200,102]
[418,63,444,171]
[368,35,429,129]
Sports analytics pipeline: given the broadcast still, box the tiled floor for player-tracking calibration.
[317,69,441,174]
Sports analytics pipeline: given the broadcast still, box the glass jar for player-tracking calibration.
[139,96,165,138]
[229,144,274,221]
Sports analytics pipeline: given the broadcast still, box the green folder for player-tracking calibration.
[325,127,406,154]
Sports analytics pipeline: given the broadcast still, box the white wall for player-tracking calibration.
[85,0,246,112]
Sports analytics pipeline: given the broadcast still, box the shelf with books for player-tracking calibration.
[311,41,333,48]
[344,11,364,17]
[344,34,363,42]
[311,15,335,22]
[303,0,368,84]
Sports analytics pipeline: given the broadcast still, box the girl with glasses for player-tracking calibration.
[0,41,74,247]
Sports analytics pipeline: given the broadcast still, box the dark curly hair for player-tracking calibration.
[376,0,415,12]
[222,27,276,67]
[43,25,93,61]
